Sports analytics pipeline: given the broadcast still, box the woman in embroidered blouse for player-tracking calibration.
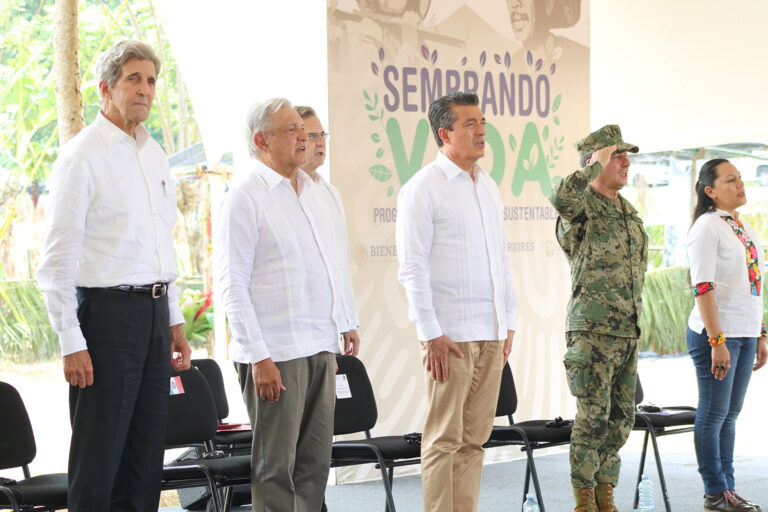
[687,158,767,512]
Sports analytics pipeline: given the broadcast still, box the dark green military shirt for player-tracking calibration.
[549,161,648,337]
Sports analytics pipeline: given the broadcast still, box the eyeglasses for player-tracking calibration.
[307,132,329,141]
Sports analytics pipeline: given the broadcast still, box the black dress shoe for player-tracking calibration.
[704,492,757,511]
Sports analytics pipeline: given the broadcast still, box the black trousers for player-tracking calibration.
[67,287,171,512]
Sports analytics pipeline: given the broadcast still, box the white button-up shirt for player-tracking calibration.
[217,160,340,364]
[307,172,359,333]
[396,151,517,342]
[687,210,766,337]
[37,113,184,356]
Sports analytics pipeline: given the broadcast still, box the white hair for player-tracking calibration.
[95,40,161,105]
[244,98,293,158]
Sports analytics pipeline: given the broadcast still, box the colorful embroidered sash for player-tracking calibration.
[722,215,762,296]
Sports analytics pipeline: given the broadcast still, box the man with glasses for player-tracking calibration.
[549,125,647,512]
[217,98,341,511]
[296,105,360,359]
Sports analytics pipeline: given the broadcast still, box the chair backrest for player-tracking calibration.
[635,375,644,405]
[192,358,229,421]
[0,382,36,470]
[494,362,518,418]
[166,367,219,447]
[334,355,378,436]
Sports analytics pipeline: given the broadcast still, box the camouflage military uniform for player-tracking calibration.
[549,125,648,490]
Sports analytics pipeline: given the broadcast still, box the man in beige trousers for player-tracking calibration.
[396,91,518,512]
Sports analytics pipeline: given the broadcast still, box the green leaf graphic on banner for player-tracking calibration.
[376,148,384,158]
[386,117,430,186]
[387,185,394,197]
[366,104,374,111]
[509,134,517,153]
[511,122,552,197]
[554,115,560,126]
[543,125,549,142]
[369,164,392,182]
[369,114,378,121]
[485,122,505,186]
[371,133,380,143]
[552,94,562,113]
[363,90,371,101]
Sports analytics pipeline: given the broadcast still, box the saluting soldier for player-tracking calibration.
[549,125,648,512]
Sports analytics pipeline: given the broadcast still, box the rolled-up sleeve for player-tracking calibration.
[396,181,441,341]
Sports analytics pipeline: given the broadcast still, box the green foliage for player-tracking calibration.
[180,288,214,349]
[0,0,198,187]
[638,266,693,355]
[0,279,58,362]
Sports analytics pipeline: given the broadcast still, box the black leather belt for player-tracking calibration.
[106,282,168,299]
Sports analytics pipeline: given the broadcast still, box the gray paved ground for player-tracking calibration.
[162,449,768,511]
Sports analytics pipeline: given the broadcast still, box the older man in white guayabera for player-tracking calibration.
[217,98,346,512]
[37,40,191,512]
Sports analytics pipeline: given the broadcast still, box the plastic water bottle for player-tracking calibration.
[522,493,540,512]
[638,475,655,512]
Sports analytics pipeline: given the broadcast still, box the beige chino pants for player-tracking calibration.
[420,340,504,512]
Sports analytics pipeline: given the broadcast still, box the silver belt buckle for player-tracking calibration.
[151,283,166,299]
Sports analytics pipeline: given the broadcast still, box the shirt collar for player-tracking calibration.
[436,151,481,180]
[94,112,150,149]
[253,160,310,194]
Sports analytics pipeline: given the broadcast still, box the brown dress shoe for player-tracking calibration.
[573,487,597,512]
[595,483,619,512]
[703,492,757,511]
[728,491,762,512]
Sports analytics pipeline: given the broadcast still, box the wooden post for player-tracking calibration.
[53,0,84,145]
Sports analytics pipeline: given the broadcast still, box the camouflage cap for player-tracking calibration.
[574,124,639,159]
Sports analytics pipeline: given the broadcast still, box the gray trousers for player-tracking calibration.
[236,352,336,512]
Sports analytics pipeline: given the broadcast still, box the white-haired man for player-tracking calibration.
[38,40,191,511]
[217,98,340,511]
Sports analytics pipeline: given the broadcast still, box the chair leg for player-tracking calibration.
[522,444,545,512]
[385,466,395,512]
[647,429,672,512]
[222,486,234,512]
[0,486,20,512]
[369,451,396,512]
[522,461,532,500]
[633,430,650,509]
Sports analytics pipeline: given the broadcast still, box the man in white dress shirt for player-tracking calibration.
[295,105,360,357]
[396,92,518,512]
[217,98,340,511]
[37,40,191,511]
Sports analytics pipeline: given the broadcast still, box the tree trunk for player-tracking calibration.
[53,0,83,145]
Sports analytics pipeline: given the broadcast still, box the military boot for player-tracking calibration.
[573,487,597,512]
[595,483,619,512]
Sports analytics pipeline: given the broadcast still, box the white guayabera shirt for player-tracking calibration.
[396,151,517,343]
[37,113,183,356]
[217,160,340,364]
[307,172,359,333]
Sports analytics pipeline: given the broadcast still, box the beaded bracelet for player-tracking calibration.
[761,322,767,338]
[708,333,726,347]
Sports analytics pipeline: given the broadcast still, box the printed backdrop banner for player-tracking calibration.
[327,0,590,482]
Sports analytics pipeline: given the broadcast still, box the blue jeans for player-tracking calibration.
[686,327,756,494]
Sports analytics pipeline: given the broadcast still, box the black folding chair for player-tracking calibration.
[632,377,696,512]
[484,363,572,512]
[0,381,68,512]
[161,367,251,512]
[331,355,421,512]
[191,358,252,455]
